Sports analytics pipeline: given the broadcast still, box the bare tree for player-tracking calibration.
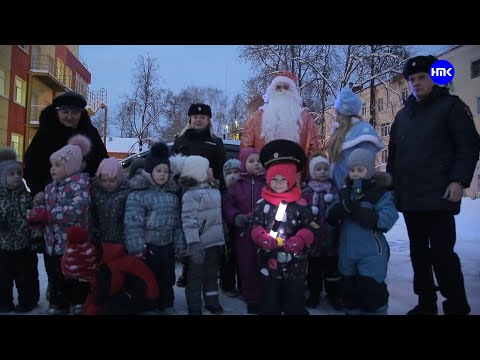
[115,54,167,151]
[90,107,107,139]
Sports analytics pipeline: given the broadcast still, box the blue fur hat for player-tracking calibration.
[334,87,362,116]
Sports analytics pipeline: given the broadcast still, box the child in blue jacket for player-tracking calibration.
[327,148,398,315]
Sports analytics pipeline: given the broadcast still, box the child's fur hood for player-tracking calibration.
[343,171,393,189]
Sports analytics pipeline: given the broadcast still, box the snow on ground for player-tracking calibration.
[5,199,480,315]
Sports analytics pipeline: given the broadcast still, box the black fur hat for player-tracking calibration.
[145,142,170,174]
[52,91,87,110]
[402,55,437,80]
[259,139,306,172]
[188,103,212,118]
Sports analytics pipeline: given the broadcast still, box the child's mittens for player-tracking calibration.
[27,208,52,228]
[251,226,278,251]
[324,193,334,203]
[284,228,314,253]
[284,236,305,254]
[234,214,249,227]
[311,206,319,215]
[188,242,205,264]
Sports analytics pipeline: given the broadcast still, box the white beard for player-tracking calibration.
[261,91,302,144]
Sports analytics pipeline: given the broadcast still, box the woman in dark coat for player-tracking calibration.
[171,103,227,288]
[24,91,108,198]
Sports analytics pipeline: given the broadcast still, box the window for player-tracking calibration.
[477,97,480,116]
[14,77,26,106]
[361,103,367,115]
[0,68,6,96]
[381,149,388,164]
[401,89,409,102]
[472,59,480,79]
[11,133,23,161]
[381,123,391,137]
[377,98,384,112]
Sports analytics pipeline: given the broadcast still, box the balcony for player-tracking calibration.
[30,55,71,91]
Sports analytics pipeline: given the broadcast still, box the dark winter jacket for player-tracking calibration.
[251,198,315,279]
[387,86,480,214]
[172,128,227,189]
[24,104,108,196]
[0,185,33,251]
[90,179,131,245]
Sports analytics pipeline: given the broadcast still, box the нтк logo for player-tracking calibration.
[430,60,455,85]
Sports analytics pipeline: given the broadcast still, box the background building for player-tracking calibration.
[0,45,107,162]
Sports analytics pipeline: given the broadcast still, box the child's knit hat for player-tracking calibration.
[180,155,210,183]
[145,142,170,174]
[223,158,241,179]
[309,154,330,178]
[50,135,91,178]
[96,157,124,180]
[239,147,259,173]
[0,147,21,188]
[347,148,376,179]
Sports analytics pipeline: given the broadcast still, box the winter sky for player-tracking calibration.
[79,45,448,119]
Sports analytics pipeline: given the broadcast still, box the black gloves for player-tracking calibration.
[351,207,378,229]
[234,214,249,227]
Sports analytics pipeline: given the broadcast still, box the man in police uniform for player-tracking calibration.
[387,55,480,315]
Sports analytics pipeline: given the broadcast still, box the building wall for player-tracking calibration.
[0,46,12,147]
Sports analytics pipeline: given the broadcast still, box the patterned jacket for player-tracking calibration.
[90,179,131,245]
[0,185,33,251]
[39,172,90,255]
[124,172,185,255]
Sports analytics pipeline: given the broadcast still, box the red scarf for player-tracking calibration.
[261,186,302,205]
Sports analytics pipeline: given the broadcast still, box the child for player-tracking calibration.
[219,158,242,298]
[27,134,91,315]
[83,241,159,315]
[326,148,398,315]
[128,157,145,179]
[90,157,131,246]
[302,153,342,310]
[124,142,185,315]
[223,148,265,314]
[0,148,39,313]
[250,140,316,315]
[174,155,225,315]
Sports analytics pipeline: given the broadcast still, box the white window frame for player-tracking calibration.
[14,76,26,106]
[11,133,23,161]
[0,68,6,96]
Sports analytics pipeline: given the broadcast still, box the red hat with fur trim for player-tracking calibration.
[271,70,298,89]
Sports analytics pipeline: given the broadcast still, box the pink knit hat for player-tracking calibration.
[239,147,259,173]
[50,135,91,178]
[96,157,124,180]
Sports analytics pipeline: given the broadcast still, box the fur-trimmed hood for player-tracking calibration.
[129,169,179,193]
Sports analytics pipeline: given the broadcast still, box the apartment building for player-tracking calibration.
[322,45,480,197]
[0,45,106,162]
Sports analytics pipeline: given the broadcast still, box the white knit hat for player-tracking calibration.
[180,156,210,183]
[309,155,330,178]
